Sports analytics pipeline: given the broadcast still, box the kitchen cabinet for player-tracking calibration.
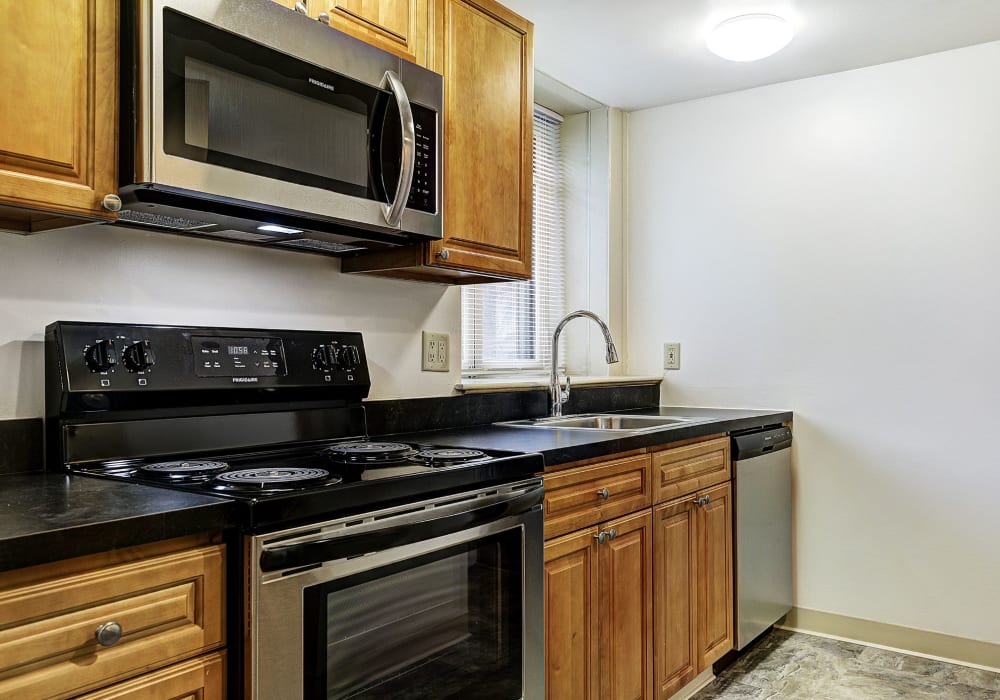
[0,533,225,699]
[342,0,534,283]
[76,652,226,700]
[653,481,734,698]
[545,510,653,700]
[545,436,733,700]
[271,0,430,65]
[0,0,119,232]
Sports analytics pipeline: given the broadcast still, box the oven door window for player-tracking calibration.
[303,530,523,700]
[160,8,402,204]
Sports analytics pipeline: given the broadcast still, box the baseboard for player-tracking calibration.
[778,607,1000,672]
[667,667,714,700]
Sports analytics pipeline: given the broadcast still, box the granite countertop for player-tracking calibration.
[0,473,235,572]
[385,406,793,469]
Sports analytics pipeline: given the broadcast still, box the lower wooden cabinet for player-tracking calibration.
[653,482,734,699]
[545,509,653,700]
[545,437,735,700]
[77,651,226,700]
[0,534,225,699]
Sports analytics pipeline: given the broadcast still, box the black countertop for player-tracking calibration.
[386,406,792,469]
[0,406,789,573]
[0,473,234,572]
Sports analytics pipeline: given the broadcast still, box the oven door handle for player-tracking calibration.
[259,485,544,573]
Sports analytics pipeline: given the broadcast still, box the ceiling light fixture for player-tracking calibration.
[256,224,304,235]
[706,13,794,62]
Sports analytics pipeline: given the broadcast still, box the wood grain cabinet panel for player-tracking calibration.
[697,481,734,669]
[543,454,652,540]
[0,0,118,229]
[652,498,699,699]
[599,510,653,700]
[545,527,600,700]
[0,542,225,700]
[342,0,534,283]
[273,0,430,64]
[652,436,730,504]
[77,652,226,700]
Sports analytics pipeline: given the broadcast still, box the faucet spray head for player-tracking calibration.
[606,342,620,365]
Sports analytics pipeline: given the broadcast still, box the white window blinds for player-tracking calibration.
[462,107,566,373]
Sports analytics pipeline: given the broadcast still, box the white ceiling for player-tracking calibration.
[501,0,1000,111]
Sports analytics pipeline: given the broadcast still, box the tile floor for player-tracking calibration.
[693,629,1000,699]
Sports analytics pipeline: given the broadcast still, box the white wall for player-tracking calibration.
[0,225,461,418]
[627,41,1000,644]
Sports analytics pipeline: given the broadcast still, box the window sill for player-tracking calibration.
[455,375,663,394]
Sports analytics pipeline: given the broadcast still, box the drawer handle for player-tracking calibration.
[95,621,123,647]
[596,488,611,500]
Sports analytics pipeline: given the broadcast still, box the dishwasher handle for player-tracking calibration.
[732,426,792,461]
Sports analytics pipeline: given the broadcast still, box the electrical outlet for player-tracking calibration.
[422,331,450,372]
[663,342,681,370]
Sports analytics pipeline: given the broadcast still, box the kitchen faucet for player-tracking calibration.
[549,310,620,417]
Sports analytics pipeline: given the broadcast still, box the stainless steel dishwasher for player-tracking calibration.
[732,425,793,649]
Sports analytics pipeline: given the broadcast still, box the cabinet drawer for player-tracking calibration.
[652,437,730,503]
[0,543,225,700]
[77,651,226,700]
[544,455,651,539]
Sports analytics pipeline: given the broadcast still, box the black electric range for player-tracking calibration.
[45,321,542,531]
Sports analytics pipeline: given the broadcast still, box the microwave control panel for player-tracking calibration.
[407,104,438,214]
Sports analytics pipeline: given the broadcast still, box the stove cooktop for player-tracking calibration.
[68,439,543,531]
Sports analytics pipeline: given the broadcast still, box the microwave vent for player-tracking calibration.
[116,209,217,232]
[271,238,368,254]
[197,228,279,243]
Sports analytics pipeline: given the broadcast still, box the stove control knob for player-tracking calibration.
[84,339,118,372]
[123,340,156,372]
[339,344,361,371]
[312,344,338,371]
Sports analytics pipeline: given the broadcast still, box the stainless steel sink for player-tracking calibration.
[497,414,707,433]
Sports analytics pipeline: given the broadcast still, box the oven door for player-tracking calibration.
[132,0,441,238]
[250,479,544,700]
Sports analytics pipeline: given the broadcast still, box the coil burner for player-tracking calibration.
[412,448,488,468]
[139,460,230,481]
[213,467,339,491]
[323,441,417,465]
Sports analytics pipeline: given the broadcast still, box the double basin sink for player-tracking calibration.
[498,413,710,434]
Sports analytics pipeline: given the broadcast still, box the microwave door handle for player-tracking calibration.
[259,485,543,573]
[380,70,416,228]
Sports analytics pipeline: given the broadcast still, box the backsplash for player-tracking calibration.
[365,383,661,435]
[0,418,43,475]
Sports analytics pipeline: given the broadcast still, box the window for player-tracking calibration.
[462,107,565,374]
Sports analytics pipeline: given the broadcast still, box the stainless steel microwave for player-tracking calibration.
[118,0,442,255]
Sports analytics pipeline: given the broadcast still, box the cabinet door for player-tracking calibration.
[599,510,653,700]
[0,0,118,224]
[429,0,533,278]
[544,527,599,700]
[652,498,699,699]
[76,652,226,700]
[278,0,429,65]
[697,482,734,668]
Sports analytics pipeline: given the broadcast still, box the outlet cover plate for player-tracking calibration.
[422,331,450,372]
[664,342,681,370]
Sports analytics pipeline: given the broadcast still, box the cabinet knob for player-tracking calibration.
[101,194,122,212]
[95,621,123,647]
[607,528,618,541]
[596,487,610,500]
[692,495,712,508]
[317,11,330,24]
[294,1,308,13]
[594,531,608,545]
[435,249,450,261]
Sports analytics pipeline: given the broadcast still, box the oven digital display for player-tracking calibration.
[192,336,286,378]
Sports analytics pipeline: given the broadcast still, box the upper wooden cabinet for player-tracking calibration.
[0,0,119,232]
[342,0,534,283]
[272,0,430,65]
